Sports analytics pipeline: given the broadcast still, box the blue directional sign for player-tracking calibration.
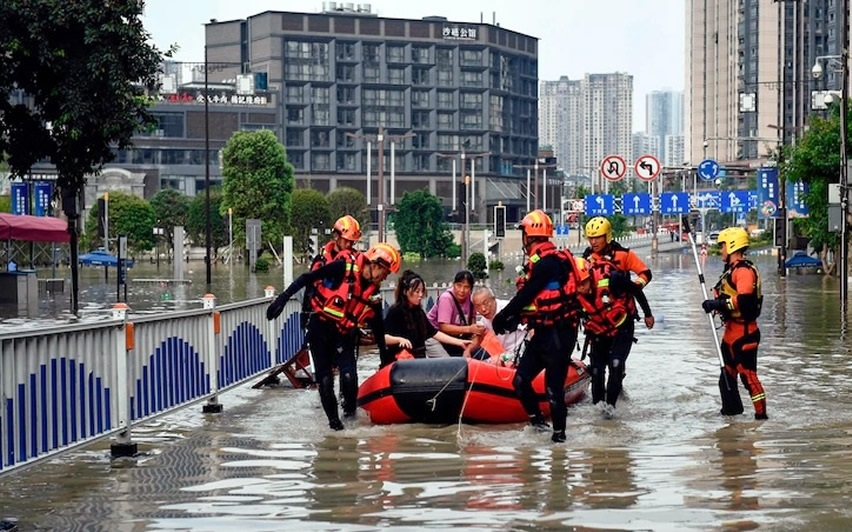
[621,193,652,215]
[698,159,720,181]
[692,190,722,209]
[659,192,691,214]
[721,190,750,213]
[757,166,779,219]
[748,190,759,211]
[584,194,614,216]
[787,180,809,218]
[555,224,570,237]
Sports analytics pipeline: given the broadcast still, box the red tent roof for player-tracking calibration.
[0,213,70,243]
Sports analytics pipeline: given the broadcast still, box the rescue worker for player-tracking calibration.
[492,210,582,443]
[303,215,363,326]
[701,227,767,420]
[582,216,654,417]
[266,243,400,430]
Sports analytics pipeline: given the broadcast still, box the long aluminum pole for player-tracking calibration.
[526,169,531,212]
[377,127,385,242]
[204,46,212,290]
[366,140,372,205]
[471,160,476,211]
[390,141,396,205]
[543,168,547,213]
[452,159,457,211]
[841,0,849,307]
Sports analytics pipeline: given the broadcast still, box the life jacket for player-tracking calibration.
[584,241,647,315]
[310,241,340,272]
[578,257,630,337]
[518,241,581,327]
[713,259,763,322]
[310,251,380,333]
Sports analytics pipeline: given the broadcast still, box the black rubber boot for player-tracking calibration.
[318,376,342,429]
[340,371,358,418]
[551,430,566,443]
[529,414,550,432]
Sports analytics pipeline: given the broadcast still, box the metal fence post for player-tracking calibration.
[202,294,223,413]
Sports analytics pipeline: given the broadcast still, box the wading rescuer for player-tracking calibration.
[266,243,401,430]
[701,227,767,420]
[582,216,654,417]
[492,210,582,443]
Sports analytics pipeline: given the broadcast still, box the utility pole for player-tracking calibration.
[437,140,488,265]
[514,159,557,213]
[348,127,415,243]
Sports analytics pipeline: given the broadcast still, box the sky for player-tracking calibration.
[142,0,685,131]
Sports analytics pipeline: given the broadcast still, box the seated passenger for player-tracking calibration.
[425,270,485,357]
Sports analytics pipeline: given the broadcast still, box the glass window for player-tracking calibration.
[363,43,380,64]
[412,67,430,86]
[337,108,356,126]
[363,64,380,83]
[286,85,304,103]
[412,46,431,64]
[286,128,303,146]
[437,69,454,87]
[412,110,431,128]
[386,45,405,63]
[311,130,330,148]
[152,112,184,137]
[286,106,303,124]
[312,105,330,125]
[461,71,482,87]
[460,92,482,109]
[337,152,356,171]
[336,130,356,148]
[436,48,453,67]
[336,64,355,83]
[311,86,330,104]
[438,112,454,129]
[388,67,405,85]
[412,90,430,108]
[438,91,454,109]
[337,86,355,104]
[461,111,482,130]
[337,42,355,60]
[312,152,331,171]
[460,49,482,66]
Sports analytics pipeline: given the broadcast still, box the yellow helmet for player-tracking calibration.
[717,227,750,254]
[585,216,612,243]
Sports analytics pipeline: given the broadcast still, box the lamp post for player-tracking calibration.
[437,141,487,265]
[203,44,212,291]
[813,45,849,306]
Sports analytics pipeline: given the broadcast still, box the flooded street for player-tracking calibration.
[3,251,852,530]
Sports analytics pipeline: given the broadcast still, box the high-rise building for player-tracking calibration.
[206,4,540,221]
[645,90,683,161]
[686,0,849,164]
[538,73,632,180]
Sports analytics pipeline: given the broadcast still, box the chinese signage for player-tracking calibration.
[155,90,270,106]
[34,182,53,217]
[786,180,810,218]
[756,166,779,219]
[441,25,479,40]
[11,182,28,215]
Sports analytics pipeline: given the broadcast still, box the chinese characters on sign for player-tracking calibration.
[441,25,478,40]
[156,91,270,106]
[786,181,810,218]
[757,166,779,219]
[34,182,53,217]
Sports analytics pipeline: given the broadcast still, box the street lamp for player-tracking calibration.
[813,47,849,306]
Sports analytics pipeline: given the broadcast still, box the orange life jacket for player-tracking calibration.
[578,257,630,337]
[311,241,340,272]
[518,241,581,326]
[310,251,379,333]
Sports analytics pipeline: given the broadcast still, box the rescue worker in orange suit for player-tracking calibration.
[267,243,400,430]
[582,216,654,418]
[701,227,767,420]
[492,210,582,443]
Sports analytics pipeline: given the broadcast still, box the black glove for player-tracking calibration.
[702,298,725,314]
[266,292,289,320]
[492,311,518,335]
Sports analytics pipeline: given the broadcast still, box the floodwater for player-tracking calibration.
[3,251,852,530]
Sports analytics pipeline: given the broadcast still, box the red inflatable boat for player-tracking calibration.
[357,357,590,425]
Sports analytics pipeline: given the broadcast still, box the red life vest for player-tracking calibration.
[518,241,581,326]
[578,258,630,337]
[310,251,380,333]
[311,241,340,272]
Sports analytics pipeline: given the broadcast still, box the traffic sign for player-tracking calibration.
[659,192,690,214]
[787,181,809,218]
[556,224,570,237]
[720,190,750,213]
[621,193,652,215]
[571,199,585,212]
[634,154,661,181]
[584,194,615,216]
[697,159,720,181]
[692,191,722,209]
[600,155,627,181]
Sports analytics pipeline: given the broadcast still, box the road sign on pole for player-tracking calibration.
[697,159,720,181]
[600,155,627,181]
[634,154,662,181]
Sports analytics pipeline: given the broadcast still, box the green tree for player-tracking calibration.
[785,110,843,274]
[0,195,10,214]
[327,187,369,232]
[291,188,332,258]
[187,188,228,259]
[149,188,190,249]
[220,130,294,254]
[467,252,488,280]
[394,189,454,258]
[0,1,167,196]
[85,192,156,254]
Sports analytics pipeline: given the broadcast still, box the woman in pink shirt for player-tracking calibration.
[425,270,486,356]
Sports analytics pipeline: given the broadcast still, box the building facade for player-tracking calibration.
[206,5,540,222]
[645,90,683,162]
[687,0,849,164]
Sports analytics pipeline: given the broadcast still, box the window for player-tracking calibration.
[336,64,354,82]
[311,130,330,148]
[412,134,430,149]
[412,110,430,128]
[460,92,482,109]
[337,152,356,171]
[285,85,305,103]
[285,128,303,146]
[337,108,356,126]
[337,86,355,105]
[312,152,331,171]
[152,112,184,137]
[286,106,304,124]
[412,90,430,108]
[460,49,482,66]
[438,111,454,129]
[437,134,458,151]
[312,105,330,125]
[311,86,330,104]
[336,41,355,60]
[412,67,430,86]
[437,69,454,87]
[386,45,405,63]
[336,130,356,148]
[364,43,380,64]
[388,67,405,85]
[438,91,454,109]
[461,111,482,130]
[412,46,431,64]
[461,71,482,87]
[436,48,453,67]
[363,64,380,83]
[414,154,431,172]
[288,151,304,169]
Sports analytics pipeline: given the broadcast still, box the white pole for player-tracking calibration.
[471,160,476,211]
[534,159,539,210]
[366,140,372,205]
[228,208,233,265]
[452,159,457,211]
[283,235,293,287]
[526,169,531,212]
[390,141,396,205]
[543,168,547,213]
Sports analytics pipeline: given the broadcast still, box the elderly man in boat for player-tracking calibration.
[466,286,528,366]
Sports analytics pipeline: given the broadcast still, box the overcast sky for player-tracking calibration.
[143,0,685,130]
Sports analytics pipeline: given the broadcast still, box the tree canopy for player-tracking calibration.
[187,188,228,258]
[0,0,167,196]
[291,188,332,258]
[327,187,369,232]
[85,191,156,254]
[394,189,454,258]
[220,130,294,252]
[150,188,190,249]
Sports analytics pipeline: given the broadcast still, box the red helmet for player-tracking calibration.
[364,243,401,273]
[517,209,553,237]
[333,215,362,241]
